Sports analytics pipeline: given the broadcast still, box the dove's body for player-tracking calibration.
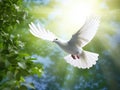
[54,40,82,55]
[29,15,100,69]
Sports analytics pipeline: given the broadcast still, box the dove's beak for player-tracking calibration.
[53,39,55,42]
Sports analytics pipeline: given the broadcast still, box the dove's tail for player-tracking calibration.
[64,50,99,69]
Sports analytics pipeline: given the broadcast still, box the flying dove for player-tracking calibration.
[29,16,100,69]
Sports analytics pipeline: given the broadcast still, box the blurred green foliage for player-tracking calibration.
[0,0,43,89]
[23,0,120,90]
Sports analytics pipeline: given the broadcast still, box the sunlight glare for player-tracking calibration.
[65,2,92,24]
[57,1,93,39]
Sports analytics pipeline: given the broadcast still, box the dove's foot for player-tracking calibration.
[77,55,80,59]
[71,55,76,59]
[71,55,80,59]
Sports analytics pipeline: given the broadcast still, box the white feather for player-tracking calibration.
[64,51,99,69]
[29,22,57,41]
[68,16,100,47]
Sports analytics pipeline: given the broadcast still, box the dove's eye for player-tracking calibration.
[55,38,58,40]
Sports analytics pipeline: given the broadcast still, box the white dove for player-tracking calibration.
[29,16,100,69]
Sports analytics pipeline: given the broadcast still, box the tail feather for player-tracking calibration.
[64,50,99,69]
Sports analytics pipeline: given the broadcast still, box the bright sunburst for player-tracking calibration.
[55,0,94,38]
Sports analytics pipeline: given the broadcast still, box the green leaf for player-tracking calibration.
[18,62,26,69]
[29,67,42,77]
[20,76,25,82]
[24,83,35,89]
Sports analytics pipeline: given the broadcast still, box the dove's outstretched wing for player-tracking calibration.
[29,22,57,41]
[68,16,100,47]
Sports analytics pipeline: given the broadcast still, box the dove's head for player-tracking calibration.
[53,38,59,43]
[53,38,65,46]
[53,38,63,45]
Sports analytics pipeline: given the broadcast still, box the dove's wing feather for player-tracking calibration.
[68,16,100,47]
[64,51,99,69]
[29,22,57,41]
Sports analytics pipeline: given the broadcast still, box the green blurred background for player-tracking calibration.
[0,0,120,90]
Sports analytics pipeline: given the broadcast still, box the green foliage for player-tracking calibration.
[0,0,43,89]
